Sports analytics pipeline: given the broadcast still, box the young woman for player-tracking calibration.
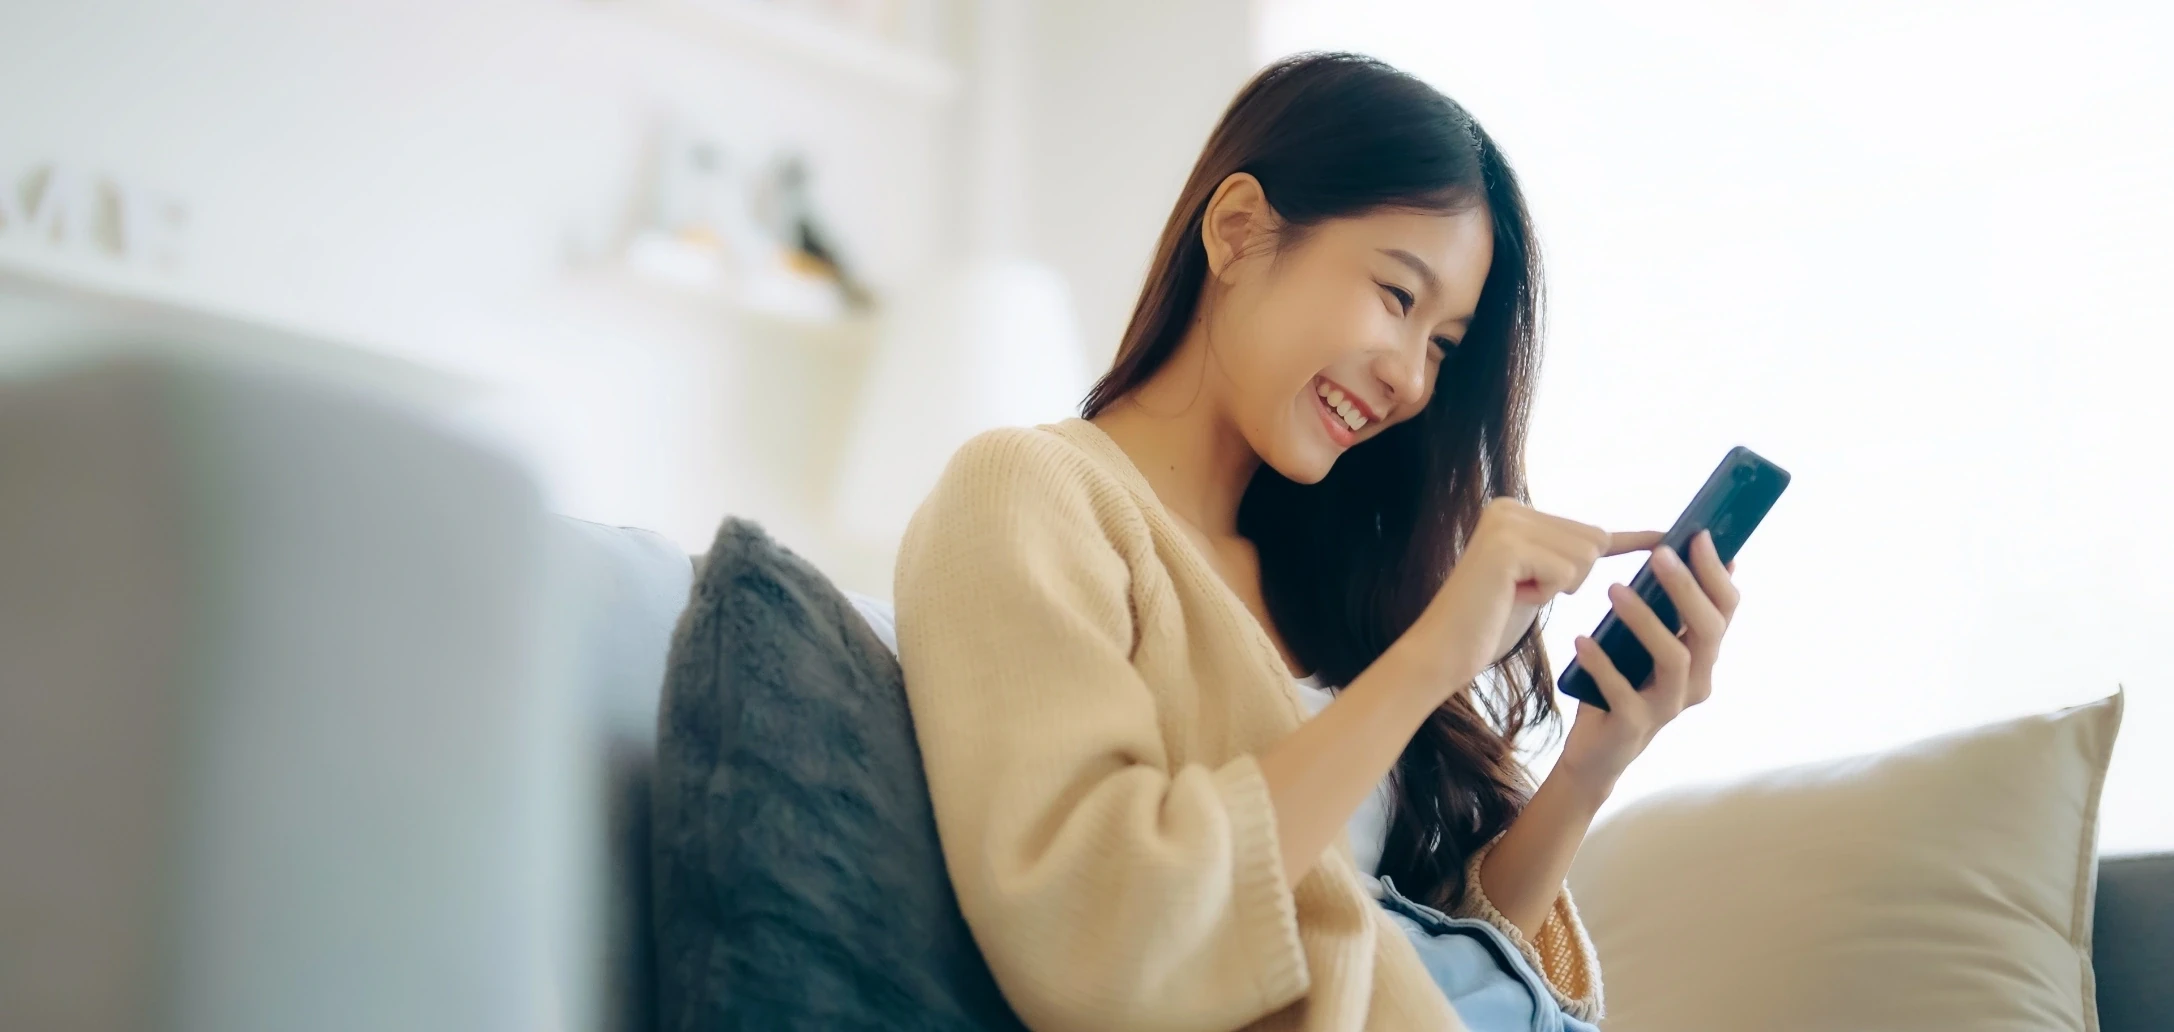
[894,52,1741,1032]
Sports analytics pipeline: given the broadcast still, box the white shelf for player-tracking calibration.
[556,234,881,352]
[617,232,875,327]
[617,0,960,103]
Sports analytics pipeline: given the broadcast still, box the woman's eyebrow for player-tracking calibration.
[1377,248,1440,295]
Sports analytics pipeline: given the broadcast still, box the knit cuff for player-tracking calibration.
[1211,754,1312,1009]
[1453,831,1606,1022]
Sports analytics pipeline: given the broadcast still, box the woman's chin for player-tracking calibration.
[1265,433,1338,485]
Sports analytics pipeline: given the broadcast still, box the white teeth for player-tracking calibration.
[1316,380,1369,434]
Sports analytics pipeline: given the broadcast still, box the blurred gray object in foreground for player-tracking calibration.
[0,356,587,1031]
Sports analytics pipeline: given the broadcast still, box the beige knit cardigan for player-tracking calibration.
[894,417,1603,1032]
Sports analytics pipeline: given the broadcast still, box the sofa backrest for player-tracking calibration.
[550,516,694,1032]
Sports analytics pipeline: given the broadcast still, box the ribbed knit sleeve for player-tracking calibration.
[893,428,1311,1032]
[1450,830,1605,1021]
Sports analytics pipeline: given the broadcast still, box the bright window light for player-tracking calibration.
[1258,0,2173,852]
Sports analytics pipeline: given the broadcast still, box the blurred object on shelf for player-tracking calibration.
[652,119,777,272]
[0,163,191,273]
[618,116,870,323]
[757,155,874,312]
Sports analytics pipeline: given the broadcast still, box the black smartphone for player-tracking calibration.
[1557,446,1791,710]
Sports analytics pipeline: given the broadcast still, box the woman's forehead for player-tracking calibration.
[1333,206,1490,251]
[1320,208,1493,296]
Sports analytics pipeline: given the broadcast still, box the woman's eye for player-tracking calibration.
[1381,283,1415,314]
[1429,337,1457,359]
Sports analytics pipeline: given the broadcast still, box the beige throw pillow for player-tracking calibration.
[1569,691,2124,1032]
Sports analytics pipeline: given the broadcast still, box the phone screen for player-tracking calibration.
[1557,446,1791,710]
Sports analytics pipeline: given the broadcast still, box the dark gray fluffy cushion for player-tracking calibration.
[651,517,1027,1032]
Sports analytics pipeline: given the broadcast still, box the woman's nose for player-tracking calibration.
[1372,341,1427,410]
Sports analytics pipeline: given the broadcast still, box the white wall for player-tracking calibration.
[1022,0,1257,366]
[1260,0,2174,851]
[0,0,961,574]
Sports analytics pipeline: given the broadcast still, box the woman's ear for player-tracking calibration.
[1200,173,1277,283]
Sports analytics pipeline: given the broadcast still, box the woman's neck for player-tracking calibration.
[1088,336,1260,539]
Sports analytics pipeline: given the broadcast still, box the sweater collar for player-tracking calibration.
[1042,416,1163,505]
[1042,417,1306,686]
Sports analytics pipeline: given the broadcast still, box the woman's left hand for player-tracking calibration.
[1556,528,1740,797]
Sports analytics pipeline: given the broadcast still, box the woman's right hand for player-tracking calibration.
[1258,497,1657,889]
[1414,498,1662,693]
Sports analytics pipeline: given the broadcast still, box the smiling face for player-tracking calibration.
[1199,174,1494,484]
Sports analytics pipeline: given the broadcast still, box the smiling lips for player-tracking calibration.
[1315,379,1375,433]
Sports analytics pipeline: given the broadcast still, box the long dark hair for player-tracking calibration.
[1081,52,1553,911]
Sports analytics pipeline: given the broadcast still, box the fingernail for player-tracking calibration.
[1656,545,1679,566]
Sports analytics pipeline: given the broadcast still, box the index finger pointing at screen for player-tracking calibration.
[1606,530,1666,557]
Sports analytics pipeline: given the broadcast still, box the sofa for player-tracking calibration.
[2,356,2167,1031]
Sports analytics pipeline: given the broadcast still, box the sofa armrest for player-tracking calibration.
[0,357,580,1031]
